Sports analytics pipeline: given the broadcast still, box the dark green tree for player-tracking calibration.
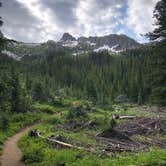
[86,79,98,102]
[0,114,9,131]
[0,2,6,51]
[11,69,22,112]
[146,0,166,40]
[146,0,166,106]
[0,2,3,26]
[32,82,45,101]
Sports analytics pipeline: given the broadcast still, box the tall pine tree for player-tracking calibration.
[147,0,166,106]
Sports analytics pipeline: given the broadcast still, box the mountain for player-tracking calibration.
[1,33,141,60]
[58,33,141,54]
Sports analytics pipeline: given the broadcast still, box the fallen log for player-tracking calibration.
[47,137,76,148]
[37,132,83,150]
[119,115,136,119]
[112,114,136,120]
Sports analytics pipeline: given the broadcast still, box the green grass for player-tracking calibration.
[36,123,97,145]
[18,103,166,165]
[33,103,64,114]
[19,132,166,166]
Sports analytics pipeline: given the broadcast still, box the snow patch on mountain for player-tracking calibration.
[94,44,121,53]
[62,40,78,48]
[93,44,124,53]
[2,50,21,61]
[86,41,96,46]
[72,51,89,56]
[19,43,41,47]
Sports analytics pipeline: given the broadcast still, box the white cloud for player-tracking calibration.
[75,0,125,37]
[15,0,63,41]
[126,0,159,41]
[14,0,125,41]
[0,0,159,43]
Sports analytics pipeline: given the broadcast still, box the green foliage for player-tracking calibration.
[17,46,160,106]
[145,0,166,106]
[33,103,56,114]
[67,106,88,120]
[147,42,166,106]
[1,38,165,106]
[0,2,3,27]
[86,79,98,102]
[0,111,52,154]
[0,114,9,131]
[102,115,116,131]
[146,0,166,40]
[32,82,45,101]
[51,96,64,107]
[22,148,44,163]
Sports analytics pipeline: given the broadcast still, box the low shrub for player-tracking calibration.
[67,106,88,121]
[33,104,55,114]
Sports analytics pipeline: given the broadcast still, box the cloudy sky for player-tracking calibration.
[0,0,159,43]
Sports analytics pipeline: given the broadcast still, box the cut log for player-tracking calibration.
[112,114,136,120]
[119,115,136,119]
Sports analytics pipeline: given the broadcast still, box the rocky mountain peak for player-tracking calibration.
[60,33,76,41]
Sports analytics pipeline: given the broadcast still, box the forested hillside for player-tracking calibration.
[0,42,165,115]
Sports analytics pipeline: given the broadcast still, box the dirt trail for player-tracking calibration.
[1,124,38,166]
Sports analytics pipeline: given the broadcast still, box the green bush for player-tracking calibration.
[33,104,55,114]
[52,96,64,107]
[67,106,88,120]
[22,149,44,163]
[102,114,116,131]
[0,114,9,131]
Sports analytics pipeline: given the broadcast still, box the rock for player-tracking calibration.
[29,129,39,137]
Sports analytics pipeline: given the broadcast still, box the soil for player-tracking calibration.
[0,124,38,166]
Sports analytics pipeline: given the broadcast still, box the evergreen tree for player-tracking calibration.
[86,79,97,102]
[11,68,22,112]
[0,2,3,26]
[0,114,9,131]
[146,0,166,40]
[146,0,166,106]
[32,82,45,101]
[0,2,4,50]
